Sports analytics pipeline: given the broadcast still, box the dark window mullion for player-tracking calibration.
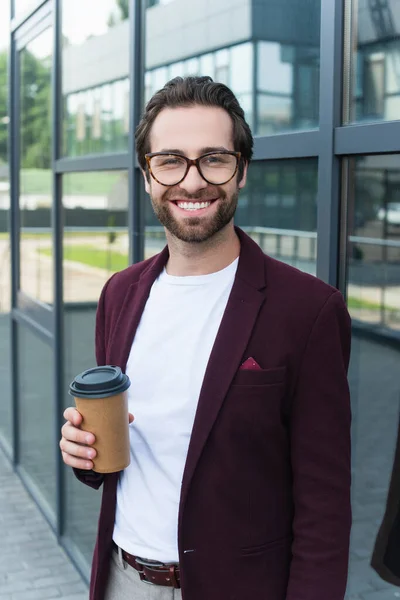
[316,0,344,286]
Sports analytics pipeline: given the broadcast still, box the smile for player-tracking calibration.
[176,201,212,211]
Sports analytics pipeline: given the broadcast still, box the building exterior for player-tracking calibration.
[0,0,399,596]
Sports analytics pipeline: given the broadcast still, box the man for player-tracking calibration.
[60,76,352,600]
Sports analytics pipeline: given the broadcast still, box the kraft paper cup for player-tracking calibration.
[69,366,131,474]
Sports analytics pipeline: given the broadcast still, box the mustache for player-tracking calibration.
[163,186,222,202]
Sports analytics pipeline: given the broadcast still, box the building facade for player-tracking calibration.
[0,0,399,596]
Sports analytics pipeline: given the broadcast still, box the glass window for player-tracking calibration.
[343,155,400,598]
[144,171,167,259]
[62,0,130,156]
[18,326,56,517]
[63,170,129,561]
[169,61,185,80]
[185,57,200,76]
[14,0,39,18]
[257,41,320,133]
[237,159,318,275]
[0,0,12,449]
[215,48,229,85]
[145,0,321,135]
[199,53,214,79]
[346,1,400,123]
[63,171,129,303]
[345,155,400,331]
[19,28,53,305]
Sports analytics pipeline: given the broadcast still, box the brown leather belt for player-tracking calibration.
[112,542,181,588]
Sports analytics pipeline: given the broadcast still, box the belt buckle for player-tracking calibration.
[135,558,180,589]
[135,559,155,585]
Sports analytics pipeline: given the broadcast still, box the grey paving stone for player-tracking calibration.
[0,449,88,600]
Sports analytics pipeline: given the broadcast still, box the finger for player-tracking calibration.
[63,407,83,427]
[61,422,95,446]
[61,451,94,471]
[128,413,134,424]
[60,438,97,460]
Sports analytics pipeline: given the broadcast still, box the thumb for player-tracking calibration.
[128,413,134,424]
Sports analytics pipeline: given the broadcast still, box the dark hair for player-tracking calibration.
[135,76,253,179]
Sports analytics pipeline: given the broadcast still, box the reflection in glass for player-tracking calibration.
[346,155,400,332]
[62,0,130,156]
[145,0,320,134]
[62,170,129,561]
[257,42,320,134]
[14,0,38,17]
[237,159,318,275]
[63,296,101,563]
[18,326,56,517]
[0,0,12,448]
[63,171,129,303]
[19,29,53,304]
[144,159,318,275]
[344,155,400,599]
[346,0,400,123]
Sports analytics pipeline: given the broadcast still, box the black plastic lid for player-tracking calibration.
[69,366,130,399]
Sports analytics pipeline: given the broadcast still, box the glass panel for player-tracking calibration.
[0,0,12,448]
[145,0,321,134]
[63,170,129,562]
[346,1,400,123]
[62,171,129,303]
[237,159,318,275]
[18,326,56,516]
[144,180,167,259]
[62,0,130,156]
[144,159,318,273]
[344,155,400,598]
[14,0,39,18]
[19,28,53,304]
[346,155,400,331]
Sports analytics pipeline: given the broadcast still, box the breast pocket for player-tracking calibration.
[231,366,286,387]
[223,367,287,438]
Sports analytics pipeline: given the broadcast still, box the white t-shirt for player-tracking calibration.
[112,258,238,563]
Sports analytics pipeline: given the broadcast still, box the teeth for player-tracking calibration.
[177,201,211,211]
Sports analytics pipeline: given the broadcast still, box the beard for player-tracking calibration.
[149,185,239,243]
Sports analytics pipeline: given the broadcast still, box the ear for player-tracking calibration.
[141,168,151,194]
[238,161,248,189]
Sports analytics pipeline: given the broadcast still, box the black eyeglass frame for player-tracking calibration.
[145,150,242,187]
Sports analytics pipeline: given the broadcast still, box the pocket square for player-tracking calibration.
[240,357,262,371]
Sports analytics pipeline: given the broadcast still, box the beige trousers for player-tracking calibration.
[104,547,183,600]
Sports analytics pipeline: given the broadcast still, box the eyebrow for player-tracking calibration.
[158,146,231,155]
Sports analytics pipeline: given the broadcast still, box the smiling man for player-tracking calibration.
[60,76,352,600]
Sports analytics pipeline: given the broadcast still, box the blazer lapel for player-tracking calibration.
[179,229,267,512]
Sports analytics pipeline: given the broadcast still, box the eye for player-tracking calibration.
[161,158,181,166]
[204,155,223,164]
[153,156,185,169]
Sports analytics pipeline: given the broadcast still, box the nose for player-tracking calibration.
[178,164,208,194]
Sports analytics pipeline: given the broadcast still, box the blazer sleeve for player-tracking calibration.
[72,277,114,490]
[286,291,352,600]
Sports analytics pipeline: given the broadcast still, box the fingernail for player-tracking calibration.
[85,435,93,444]
[86,462,92,469]
[87,450,94,458]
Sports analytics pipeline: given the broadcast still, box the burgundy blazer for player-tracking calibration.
[75,227,352,600]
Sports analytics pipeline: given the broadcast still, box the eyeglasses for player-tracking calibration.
[145,151,241,187]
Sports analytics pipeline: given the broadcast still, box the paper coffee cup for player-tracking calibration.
[69,366,131,474]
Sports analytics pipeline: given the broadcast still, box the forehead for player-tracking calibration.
[149,105,234,155]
